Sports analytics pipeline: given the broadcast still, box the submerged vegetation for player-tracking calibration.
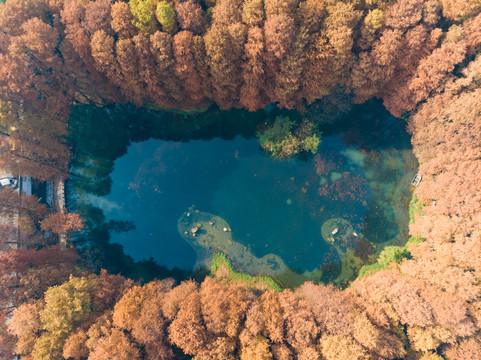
[0,0,480,358]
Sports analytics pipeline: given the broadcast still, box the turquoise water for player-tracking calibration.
[69,103,417,280]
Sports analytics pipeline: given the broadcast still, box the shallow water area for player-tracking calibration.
[69,103,417,284]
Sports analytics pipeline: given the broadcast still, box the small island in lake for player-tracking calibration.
[178,206,288,276]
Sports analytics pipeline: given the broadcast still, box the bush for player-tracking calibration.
[377,246,411,267]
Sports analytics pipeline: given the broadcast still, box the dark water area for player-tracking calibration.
[68,102,417,284]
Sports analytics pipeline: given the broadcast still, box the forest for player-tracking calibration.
[0,0,480,359]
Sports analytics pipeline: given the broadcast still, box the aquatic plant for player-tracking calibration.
[257,116,321,159]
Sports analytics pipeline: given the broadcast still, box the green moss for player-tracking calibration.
[210,253,282,292]
[356,245,411,280]
[408,193,424,224]
[357,262,384,280]
[408,234,425,244]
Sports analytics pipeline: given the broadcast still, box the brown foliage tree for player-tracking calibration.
[88,328,141,360]
[175,0,205,33]
[297,0,327,34]
[200,277,254,338]
[161,279,197,319]
[128,280,175,360]
[173,30,206,104]
[40,212,84,236]
[168,291,208,355]
[133,33,174,107]
[150,30,185,104]
[204,22,245,108]
[318,334,366,360]
[278,290,318,353]
[240,335,272,360]
[63,329,89,360]
[296,282,352,335]
[193,337,237,360]
[113,279,174,331]
[90,29,121,86]
[61,0,94,66]
[384,0,423,30]
[264,14,295,74]
[111,1,137,38]
[242,0,265,27]
[240,26,268,111]
[441,0,481,20]
[116,37,146,105]
[0,246,77,310]
[92,269,134,313]
[84,0,114,36]
[444,337,481,360]
[7,301,43,356]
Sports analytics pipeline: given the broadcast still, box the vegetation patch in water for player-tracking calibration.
[210,253,282,292]
[257,116,321,159]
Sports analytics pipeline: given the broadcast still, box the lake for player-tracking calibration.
[68,102,417,285]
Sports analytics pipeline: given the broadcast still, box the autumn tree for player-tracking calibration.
[40,212,84,236]
[0,246,78,312]
[200,277,254,338]
[278,290,318,355]
[242,0,265,26]
[173,30,206,104]
[88,328,141,360]
[63,329,89,360]
[176,0,205,33]
[168,291,208,355]
[7,301,44,357]
[240,26,268,110]
[133,33,176,108]
[25,276,95,359]
[443,337,481,359]
[61,0,95,68]
[131,294,174,360]
[150,30,185,104]
[129,0,159,34]
[204,0,246,108]
[156,1,178,34]
[84,0,114,36]
[111,1,137,38]
[319,334,366,360]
